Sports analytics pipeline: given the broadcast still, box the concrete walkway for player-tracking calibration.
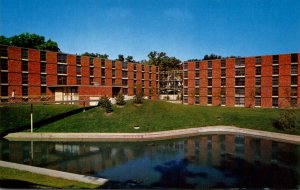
[0,160,108,185]
[4,126,300,144]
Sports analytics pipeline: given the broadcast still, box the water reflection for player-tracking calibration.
[1,134,299,188]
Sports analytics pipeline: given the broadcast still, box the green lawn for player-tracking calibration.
[35,100,300,135]
[0,166,99,189]
[0,104,80,136]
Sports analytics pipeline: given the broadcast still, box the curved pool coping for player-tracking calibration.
[4,126,300,144]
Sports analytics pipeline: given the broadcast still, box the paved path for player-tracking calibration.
[0,160,108,185]
[4,126,300,144]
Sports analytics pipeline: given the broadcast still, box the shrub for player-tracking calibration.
[274,109,297,130]
[133,91,143,104]
[115,92,126,106]
[98,96,113,113]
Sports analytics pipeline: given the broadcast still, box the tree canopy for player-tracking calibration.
[0,33,60,52]
[81,52,109,59]
[146,51,181,71]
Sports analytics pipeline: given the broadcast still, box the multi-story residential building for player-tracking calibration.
[0,45,159,105]
[183,53,300,108]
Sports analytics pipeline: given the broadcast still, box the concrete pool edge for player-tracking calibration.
[4,126,300,144]
[0,160,108,186]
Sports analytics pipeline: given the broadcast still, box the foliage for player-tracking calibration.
[0,33,60,52]
[274,109,297,130]
[117,54,125,61]
[115,92,126,106]
[125,55,134,62]
[81,52,109,59]
[133,84,143,104]
[98,96,113,113]
[203,54,222,60]
[147,51,181,71]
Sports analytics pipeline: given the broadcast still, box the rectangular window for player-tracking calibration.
[195,96,200,104]
[255,97,261,106]
[89,57,94,66]
[221,78,226,86]
[195,79,200,86]
[41,86,47,95]
[142,80,145,87]
[272,65,279,75]
[273,55,279,64]
[101,59,105,67]
[235,88,245,96]
[207,61,212,69]
[207,88,212,95]
[112,70,116,77]
[123,88,128,95]
[184,88,188,95]
[149,74,152,79]
[291,87,297,96]
[184,71,188,78]
[76,66,81,75]
[235,58,245,67]
[0,59,8,70]
[255,87,261,96]
[112,79,116,86]
[22,86,28,96]
[255,77,261,86]
[272,87,278,96]
[184,62,188,70]
[195,70,199,78]
[1,85,8,96]
[142,65,144,71]
[291,76,298,85]
[122,62,127,69]
[255,57,261,65]
[207,97,212,104]
[134,72,136,79]
[90,77,94,85]
[184,79,188,86]
[134,64,137,71]
[235,97,245,106]
[1,72,8,83]
[142,72,144,79]
[57,64,67,74]
[57,54,67,63]
[76,56,81,65]
[221,69,226,77]
[112,61,115,68]
[0,45,8,57]
[40,62,46,73]
[207,70,212,77]
[101,78,105,85]
[57,75,67,85]
[256,66,261,75]
[22,61,28,71]
[235,78,245,86]
[22,73,28,84]
[41,74,46,84]
[208,78,212,86]
[76,76,81,85]
[221,59,226,67]
[122,70,128,78]
[235,67,245,76]
[90,67,94,76]
[122,79,128,86]
[40,51,46,61]
[149,66,152,72]
[291,64,298,75]
[291,53,298,63]
[221,87,226,95]
[101,68,106,77]
[221,97,226,105]
[272,76,278,86]
[195,88,199,95]
[21,48,28,59]
[183,96,188,103]
[195,62,200,69]
[272,98,278,107]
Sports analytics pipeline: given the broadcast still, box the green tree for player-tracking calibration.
[117,54,125,61]
[147,51,181,71]
[115,92,126,106]
[81,52,109,59]
[125,56,134,62]
[0,33,60,52]
[203,54,222,60]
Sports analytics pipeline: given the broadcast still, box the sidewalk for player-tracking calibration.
[5,126,300,144]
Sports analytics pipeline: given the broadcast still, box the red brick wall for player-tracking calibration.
[81,56,89,85]
[245,57,255,107]
[261,56,272,108]
[200,61,207,105]
[188,62,195,104]
[128,63,134,96]
[278,54,291,108]
[212,60,221,106]
[226,58,235,106]
[67,54,76,85]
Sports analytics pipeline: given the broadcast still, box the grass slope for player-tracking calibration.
[36,100,300,135]
[0,166,98,189]
[0,104,79,135]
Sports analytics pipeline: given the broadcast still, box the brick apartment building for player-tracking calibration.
[183,53,300,108]
[0,45,159,105]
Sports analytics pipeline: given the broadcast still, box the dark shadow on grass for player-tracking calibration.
[0,106,97,138]
[0,179,49,188]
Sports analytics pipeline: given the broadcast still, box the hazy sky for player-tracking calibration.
[1,0,300,61]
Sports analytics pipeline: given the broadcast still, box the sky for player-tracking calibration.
[0,0,300,61]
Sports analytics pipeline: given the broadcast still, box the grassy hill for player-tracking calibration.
[34,100,300,135]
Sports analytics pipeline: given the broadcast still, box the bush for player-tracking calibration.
[274,109,297,130]
[133,92,143,104]
[115,92,126,106]
[98,96,113,113]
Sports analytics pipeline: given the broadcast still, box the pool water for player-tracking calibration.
[1,134,299,189]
